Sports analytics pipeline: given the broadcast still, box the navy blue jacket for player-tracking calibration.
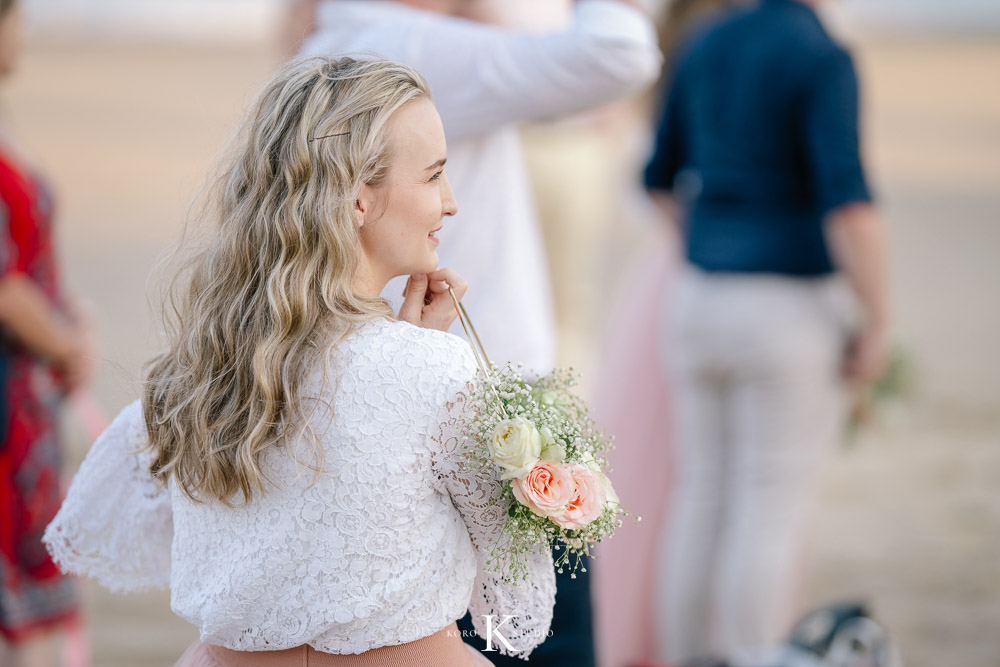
[645,0,872,275]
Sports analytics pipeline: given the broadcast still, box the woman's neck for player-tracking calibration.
[352,255,390,299]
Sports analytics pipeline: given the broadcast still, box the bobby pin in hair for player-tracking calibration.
[309,131,350,142]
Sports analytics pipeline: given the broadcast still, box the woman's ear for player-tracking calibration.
[352,197,365,229]
[354,183,375,229]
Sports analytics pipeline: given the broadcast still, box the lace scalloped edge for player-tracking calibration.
[42,524,170,595]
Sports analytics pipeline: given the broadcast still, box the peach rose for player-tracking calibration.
[512,463,576,518]
[579,452,619,511]
[551,464,608,530]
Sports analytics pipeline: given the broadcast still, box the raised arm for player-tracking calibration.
[43,400,174,593]
[282,0,321,57]
[302,0,662,142]
[428,348,556,659]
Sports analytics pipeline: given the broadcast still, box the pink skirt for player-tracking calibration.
[174,623,492,667]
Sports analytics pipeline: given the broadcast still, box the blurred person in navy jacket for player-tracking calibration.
[645,0,889,662]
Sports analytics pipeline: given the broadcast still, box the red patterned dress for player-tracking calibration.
[0,147,78,642]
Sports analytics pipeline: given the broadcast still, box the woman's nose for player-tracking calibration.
[441,172,458,217]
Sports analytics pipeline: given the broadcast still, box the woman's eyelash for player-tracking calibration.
[430,171,443,181]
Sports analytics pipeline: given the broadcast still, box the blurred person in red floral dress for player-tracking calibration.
[0,1,98,664]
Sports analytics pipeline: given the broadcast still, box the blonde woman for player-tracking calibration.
[42,57,555,666]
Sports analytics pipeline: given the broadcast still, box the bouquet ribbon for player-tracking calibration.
[448,287,494,379]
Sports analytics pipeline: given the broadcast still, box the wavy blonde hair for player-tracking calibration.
[144,56,430,504]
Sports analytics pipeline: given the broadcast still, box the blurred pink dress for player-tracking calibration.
[591,228,676,667]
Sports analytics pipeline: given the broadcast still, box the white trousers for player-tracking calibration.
[656,267,856,662]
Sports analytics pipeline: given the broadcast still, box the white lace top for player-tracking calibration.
[44,319,555,658]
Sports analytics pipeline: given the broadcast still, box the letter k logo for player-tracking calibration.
[482,615,518,653]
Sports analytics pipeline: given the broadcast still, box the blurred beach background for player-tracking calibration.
[4,0,998,665]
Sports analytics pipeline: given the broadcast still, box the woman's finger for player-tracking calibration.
[428,280,453,295]
[420,291,460,331]
[427,268,468,300]
[397,274,428,324]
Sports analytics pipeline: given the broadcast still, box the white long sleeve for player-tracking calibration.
[43,400,173,593]
[45,320,552,654]
[303,0,662,141]
[429,356,556,660]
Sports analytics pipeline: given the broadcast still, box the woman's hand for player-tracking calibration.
[60,300,100,393]
[397,268,468,332]
[843,323,889,385]
[0,276,98,392]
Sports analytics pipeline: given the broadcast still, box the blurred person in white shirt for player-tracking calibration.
[287,0,661,376]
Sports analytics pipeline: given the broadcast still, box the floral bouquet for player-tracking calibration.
[847,344,917,441]
[450,291,629,584]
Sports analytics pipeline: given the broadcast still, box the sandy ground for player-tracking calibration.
[3,34,998,667]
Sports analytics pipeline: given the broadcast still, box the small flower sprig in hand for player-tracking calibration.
[459,361,627,584]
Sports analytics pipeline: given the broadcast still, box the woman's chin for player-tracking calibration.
[394,258,438,280]
[419,251,439,273]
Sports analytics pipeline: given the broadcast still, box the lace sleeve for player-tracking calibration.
[430,354,556,660]
[43,399,173,593]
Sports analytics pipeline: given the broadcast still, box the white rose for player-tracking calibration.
[489,418,542,480]
[539,426,566,464]
[532,388,572,412]
[603,474,620,511]
[540,443,566,464]
[579,450,602,473]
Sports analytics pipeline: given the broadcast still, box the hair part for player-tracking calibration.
[144,56,430,504]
